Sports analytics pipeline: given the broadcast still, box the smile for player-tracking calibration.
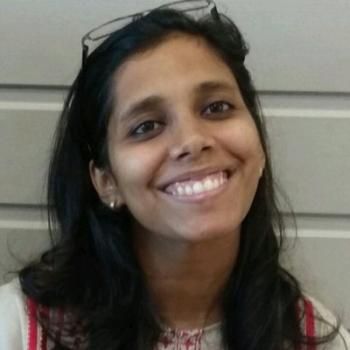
[164,171,229,199]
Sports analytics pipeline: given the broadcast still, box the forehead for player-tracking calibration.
[112,33,238,109]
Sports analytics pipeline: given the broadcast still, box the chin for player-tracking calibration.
[175,224,239,243]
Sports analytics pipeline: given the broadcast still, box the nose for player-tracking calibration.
[169,119,215,161]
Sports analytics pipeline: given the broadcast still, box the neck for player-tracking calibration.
[133,229,240,330]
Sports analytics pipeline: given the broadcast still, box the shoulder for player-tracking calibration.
[0,278,28,350]
[0,279,87,350]
[302,294,350,350]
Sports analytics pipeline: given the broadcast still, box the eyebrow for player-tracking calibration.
[119,96,164,123]
[197,80,237,96]
[118,80,237,123]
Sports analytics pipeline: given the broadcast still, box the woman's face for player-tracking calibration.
[91,33,265,242]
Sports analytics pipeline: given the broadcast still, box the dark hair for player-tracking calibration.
[19,7,340,350]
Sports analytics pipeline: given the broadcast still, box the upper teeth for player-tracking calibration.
[165,171,228,196]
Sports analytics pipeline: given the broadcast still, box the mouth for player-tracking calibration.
[161,170,232,202]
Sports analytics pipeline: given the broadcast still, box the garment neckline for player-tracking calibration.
[161,320,222,334]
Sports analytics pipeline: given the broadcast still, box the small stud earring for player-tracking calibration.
[109,198,121,210]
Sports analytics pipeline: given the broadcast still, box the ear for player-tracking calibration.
[89,160,124,207]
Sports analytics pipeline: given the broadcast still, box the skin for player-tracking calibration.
[90,33,265,330]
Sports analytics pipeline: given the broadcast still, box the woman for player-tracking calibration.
[0,1,349,349]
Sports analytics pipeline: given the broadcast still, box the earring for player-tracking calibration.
[109,198,121,210]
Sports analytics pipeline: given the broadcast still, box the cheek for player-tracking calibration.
[111,144,162,194]
[220,119,264,162]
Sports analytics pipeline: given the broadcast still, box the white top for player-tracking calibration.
[0,279,349,350]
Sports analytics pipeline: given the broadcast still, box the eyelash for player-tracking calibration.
[203,101,233,116]
[130,120,164,137]
[130,101,234,138]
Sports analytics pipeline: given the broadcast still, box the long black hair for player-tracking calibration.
[19,7,340,350]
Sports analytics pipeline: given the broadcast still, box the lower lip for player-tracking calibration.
[160,172,232,204]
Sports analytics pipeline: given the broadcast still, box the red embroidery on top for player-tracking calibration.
[159,334,173,348]
[296,298,316,350]
[304,299,316,350]
[27,298,38,350]
[26,298,88,350]
[157,328,204,349]
[39,306,49,350]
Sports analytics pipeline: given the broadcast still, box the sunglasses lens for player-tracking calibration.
[157,0,209,12]
[82,0,215,65]
[89,17,133,41]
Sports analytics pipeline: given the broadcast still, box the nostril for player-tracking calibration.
[203,145,212,151]
[169,133,214,161]
[178,151,191,160]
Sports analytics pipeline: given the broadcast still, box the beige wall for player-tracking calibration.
[0,0,349,327]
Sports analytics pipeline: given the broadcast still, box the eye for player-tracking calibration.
[130,120,164,137]
[203,101,233,115]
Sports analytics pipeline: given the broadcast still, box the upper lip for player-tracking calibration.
[158,167,231,190]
